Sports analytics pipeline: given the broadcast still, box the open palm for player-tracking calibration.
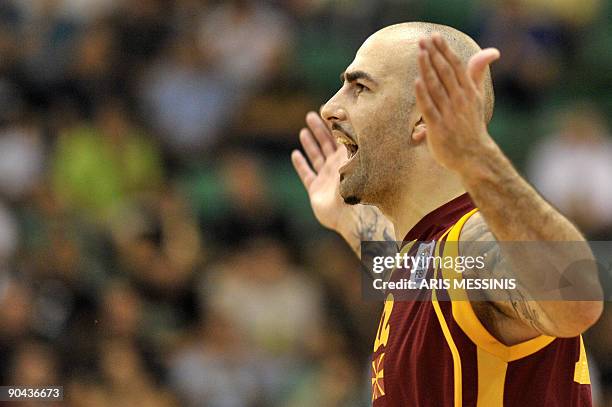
[291,111,350,231]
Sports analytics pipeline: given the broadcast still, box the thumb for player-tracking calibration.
[467,48,500,90]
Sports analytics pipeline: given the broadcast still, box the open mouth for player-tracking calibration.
[335,131,359,159]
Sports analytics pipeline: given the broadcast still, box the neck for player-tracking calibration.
[378,170,466,241]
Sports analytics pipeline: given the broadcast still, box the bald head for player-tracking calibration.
[321,22,496,209]
[361,22,495,123]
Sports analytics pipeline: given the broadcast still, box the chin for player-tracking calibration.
[340,177,365,205]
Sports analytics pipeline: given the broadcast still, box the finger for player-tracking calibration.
[415,77,441,125]
[426,36,462,100]
[299,127,325,172]
[306,111,336,157]
[432,34,469,89]
[291,150,315,190]
[417,46,449,112]
[467,48,500,90]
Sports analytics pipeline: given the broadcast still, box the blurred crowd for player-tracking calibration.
[0,0,610,406]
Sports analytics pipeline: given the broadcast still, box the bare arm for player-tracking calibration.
[416,34,603,338]
[341,205,395,259]
[460,213,602,341]
[341,205,397,283]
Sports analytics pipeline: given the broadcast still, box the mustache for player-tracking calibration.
[331,123,356,140]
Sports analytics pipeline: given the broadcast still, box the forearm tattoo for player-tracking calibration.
[350,206,397,280]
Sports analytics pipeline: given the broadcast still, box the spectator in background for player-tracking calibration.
[20,212,103,341]
[476,0,564,107]
[527,103,612,239]
[111,188,202,294]
[307,235,381,361]
[140,31,231,158]
[168,313,264,407]
[98,338,178,407]
[283,0,376,98]
[63,19,120,117]
[17,0,80,110]
[284,352,363,407]
[207,148,292,249]
[198,0,292,95]
[113,0,170,73]
[202,236,324,402]
[142,0,293,157]
[99,280,143,341]
[51,98,164,223]
[110,188,202,350]
[0,116,44,201]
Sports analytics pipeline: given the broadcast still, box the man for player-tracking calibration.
[291,22,603,406]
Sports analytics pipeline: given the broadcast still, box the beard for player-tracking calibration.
[343,195,361,205]
[339,142,405,207]
[338,113,412,206]
[339,157,368,205]
[339,177,363,205]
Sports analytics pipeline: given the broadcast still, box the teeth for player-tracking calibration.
[334,132,358,159]
[335,132,356,147]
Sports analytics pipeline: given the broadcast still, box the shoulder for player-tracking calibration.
[458,211,490,242]
[454,211,545,343]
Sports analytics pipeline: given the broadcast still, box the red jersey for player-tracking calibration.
[371,193,592,406]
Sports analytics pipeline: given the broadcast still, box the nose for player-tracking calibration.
[321,92,347,127]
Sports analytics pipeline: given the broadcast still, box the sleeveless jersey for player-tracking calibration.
[371,193,592,406]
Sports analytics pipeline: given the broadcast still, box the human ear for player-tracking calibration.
[412,117,427,143]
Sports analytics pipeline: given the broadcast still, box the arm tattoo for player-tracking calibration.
[461,213,548,334]
[350,206,397,280]
[355,206,395,241]
[509,293,544,333]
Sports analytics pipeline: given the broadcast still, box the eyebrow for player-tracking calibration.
[340,70,378,85]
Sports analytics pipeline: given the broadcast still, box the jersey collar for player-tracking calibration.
[403,193,475,243]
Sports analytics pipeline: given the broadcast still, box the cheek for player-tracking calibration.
[354,96,411,153]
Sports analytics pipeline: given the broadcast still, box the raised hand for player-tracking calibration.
[291,111,349,231]
[414,33,500,172]
[292,111,396,259]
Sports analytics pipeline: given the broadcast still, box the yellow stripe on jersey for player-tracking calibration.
[453,300,556,362]
[439,209,557,362]
[431,227,462,407]
[476,347,508,407]
[574,335,591,385]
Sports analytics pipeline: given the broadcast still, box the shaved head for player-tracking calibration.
[321,21,495,210]
[363,22,495,123]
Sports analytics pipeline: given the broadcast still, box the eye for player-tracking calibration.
[355,83,368,95]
